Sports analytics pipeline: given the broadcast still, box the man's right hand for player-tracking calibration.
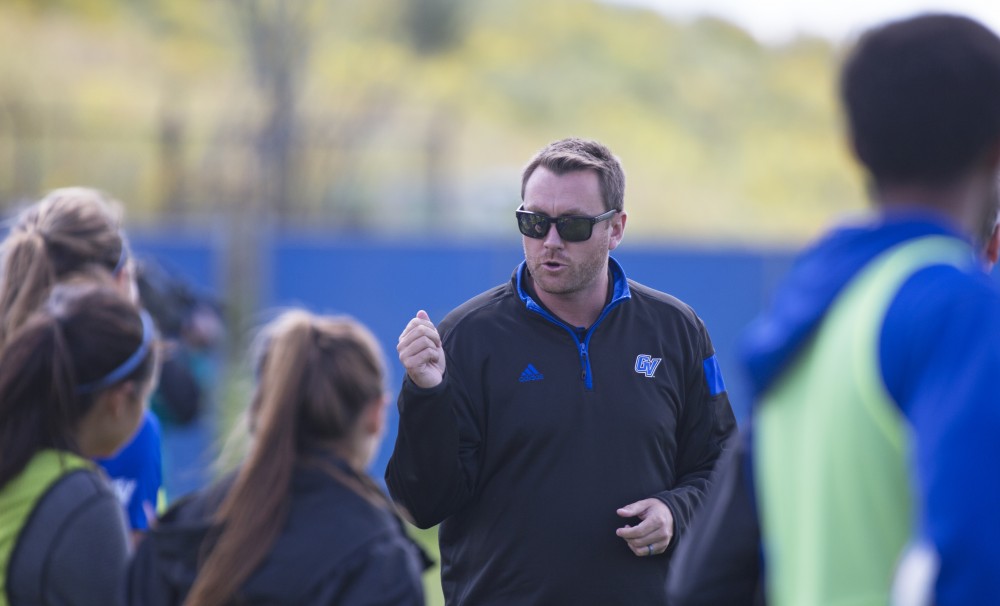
[398,310,446,388]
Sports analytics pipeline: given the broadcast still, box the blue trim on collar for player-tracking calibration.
[515,256,632,312]
[515,257,632,390]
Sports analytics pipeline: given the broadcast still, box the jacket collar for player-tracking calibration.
[514,256,631,317]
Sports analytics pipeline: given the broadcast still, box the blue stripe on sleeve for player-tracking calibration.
[703,354,726,396]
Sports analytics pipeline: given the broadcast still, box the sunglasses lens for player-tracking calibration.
[556,218,591,242]
[517,212,550,239]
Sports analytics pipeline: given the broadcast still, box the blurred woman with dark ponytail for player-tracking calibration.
[0,283,158,606]
[0,187,164,539]
[129,310,427,606]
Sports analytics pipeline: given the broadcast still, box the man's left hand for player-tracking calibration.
[615,498,675,557]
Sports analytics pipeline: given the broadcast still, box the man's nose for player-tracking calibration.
[543,222,564,247]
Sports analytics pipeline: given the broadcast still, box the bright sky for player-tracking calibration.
[604,0,1000,44]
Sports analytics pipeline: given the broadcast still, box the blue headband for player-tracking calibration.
[76,310,155,395]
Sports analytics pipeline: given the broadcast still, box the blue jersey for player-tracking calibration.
[96,411,163,531]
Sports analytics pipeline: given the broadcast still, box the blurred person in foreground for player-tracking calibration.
[667,13,1000,606]
[128,310,428,605]
[0,187,164,540]
[388,137,735,604]
[0,284,158,606]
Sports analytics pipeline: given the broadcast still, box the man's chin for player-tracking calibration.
[533,277,576,297]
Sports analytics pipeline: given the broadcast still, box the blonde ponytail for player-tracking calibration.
[0,188,125,348]
[0,230,57,347]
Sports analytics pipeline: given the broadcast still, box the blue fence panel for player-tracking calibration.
[130,229,220,296]
[267,235,525,484]
[266,236,795,482]
[113,229,1000,498]
[613,246,792,423]
[129,230,222,500]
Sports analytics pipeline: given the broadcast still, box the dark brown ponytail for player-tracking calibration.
[0,283,154,489]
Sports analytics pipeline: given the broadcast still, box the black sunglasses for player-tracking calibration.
[516,205,618,242]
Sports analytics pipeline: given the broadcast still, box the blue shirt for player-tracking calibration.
[741,211,1000,605]
[96,411,163,531]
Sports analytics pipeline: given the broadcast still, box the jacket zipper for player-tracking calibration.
[526,296,626,390]
[517,260,631,390]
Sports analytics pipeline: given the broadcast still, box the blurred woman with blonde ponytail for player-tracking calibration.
[0,187,133,346]
[128,310,428,606]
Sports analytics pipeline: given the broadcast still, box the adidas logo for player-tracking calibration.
[519,364,544,382]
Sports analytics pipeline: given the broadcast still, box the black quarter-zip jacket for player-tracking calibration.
[386,258,736,606]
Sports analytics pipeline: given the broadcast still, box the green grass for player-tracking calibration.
[408,525,444,606]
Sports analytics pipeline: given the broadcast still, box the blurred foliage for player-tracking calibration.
[0,0,868,245]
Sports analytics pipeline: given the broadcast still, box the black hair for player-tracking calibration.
[841,14,1000,187]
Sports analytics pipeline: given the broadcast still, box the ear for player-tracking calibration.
[114,263,140,304]
[608,210,627,252]
[98,381,138,419]
[361,394,390,437]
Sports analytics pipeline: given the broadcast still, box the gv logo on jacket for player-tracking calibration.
[634,354,661,378]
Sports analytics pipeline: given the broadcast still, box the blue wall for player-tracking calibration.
[265,237,796,421]
[130,231,796,486]
[131,229,220,296]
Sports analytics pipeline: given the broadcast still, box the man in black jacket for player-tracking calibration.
[387,137,736,605]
